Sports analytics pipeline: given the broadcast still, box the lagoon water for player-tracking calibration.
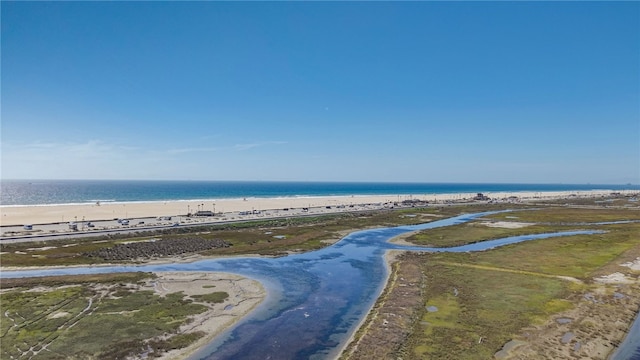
[4,211,619,359]
[611,312,640,360]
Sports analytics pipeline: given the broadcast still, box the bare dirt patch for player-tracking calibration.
[48,311,71,319]
[499,247,640,359]
[479,221,534,229]
[498,281,640,359]
[151,272,266,360]
[621,257,640,271]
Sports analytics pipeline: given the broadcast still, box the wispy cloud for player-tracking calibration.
[163,141,287,154]
[233,141,287,151]
[166,147,219,154]
[4,140,135,157]
[1,139,290,179]
[1,140,144,179]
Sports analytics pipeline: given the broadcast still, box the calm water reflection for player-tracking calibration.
[0,212,626,359]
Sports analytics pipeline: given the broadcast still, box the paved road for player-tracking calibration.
[0,203,397,244]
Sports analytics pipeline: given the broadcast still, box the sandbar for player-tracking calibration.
[141,271,265,360]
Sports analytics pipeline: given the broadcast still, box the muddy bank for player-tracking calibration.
[339,251,422,359]
[152,272,266,360]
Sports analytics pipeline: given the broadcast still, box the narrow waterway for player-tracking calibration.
[610,312,640,360]
[2,211,636,359]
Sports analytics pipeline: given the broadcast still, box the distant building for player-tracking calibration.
[195,210,214,217]
[474,193,490,201]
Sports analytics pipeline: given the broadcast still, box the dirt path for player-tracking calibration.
[435,261,583,284]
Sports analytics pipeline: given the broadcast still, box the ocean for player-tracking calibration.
[1,180,638,206]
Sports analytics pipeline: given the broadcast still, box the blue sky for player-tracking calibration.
[2,2,639,183]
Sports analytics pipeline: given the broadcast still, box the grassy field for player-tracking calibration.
[344,203,640,360]
[406,258,572,360]
[485,207,640,223]
[402,223,580,248]
[0,273,228,359]
[435,223,640,279]
[402,206,640,248]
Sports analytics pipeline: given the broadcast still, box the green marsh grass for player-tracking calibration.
[396,208,640,359]
[0,273,210,359]
[403,223,582,248]
[407,259,571,360]
[486,207,640,223]
[192,291,229,303]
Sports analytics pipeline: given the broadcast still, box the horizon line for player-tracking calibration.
[1,179,638,186]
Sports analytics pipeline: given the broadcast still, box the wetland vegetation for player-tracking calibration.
[343,200,640,360]
[2,195,639,359]
[0,272,231,359]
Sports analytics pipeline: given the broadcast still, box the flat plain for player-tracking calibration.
[2,195,639,359]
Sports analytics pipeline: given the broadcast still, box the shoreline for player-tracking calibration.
[150,271,266,360]
[1,189,635,227]
[336,249,404,359]
[3,183,636,208]
[0,270,266,360]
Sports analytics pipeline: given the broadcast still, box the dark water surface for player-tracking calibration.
[2,212,634,359]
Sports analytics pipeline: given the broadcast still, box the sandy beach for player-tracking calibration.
[0,190,631,227]
[148,271,266,360]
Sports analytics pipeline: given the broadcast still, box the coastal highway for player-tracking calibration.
[0,202,406,244]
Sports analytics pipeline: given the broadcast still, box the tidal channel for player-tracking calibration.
[3,211,636,359]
